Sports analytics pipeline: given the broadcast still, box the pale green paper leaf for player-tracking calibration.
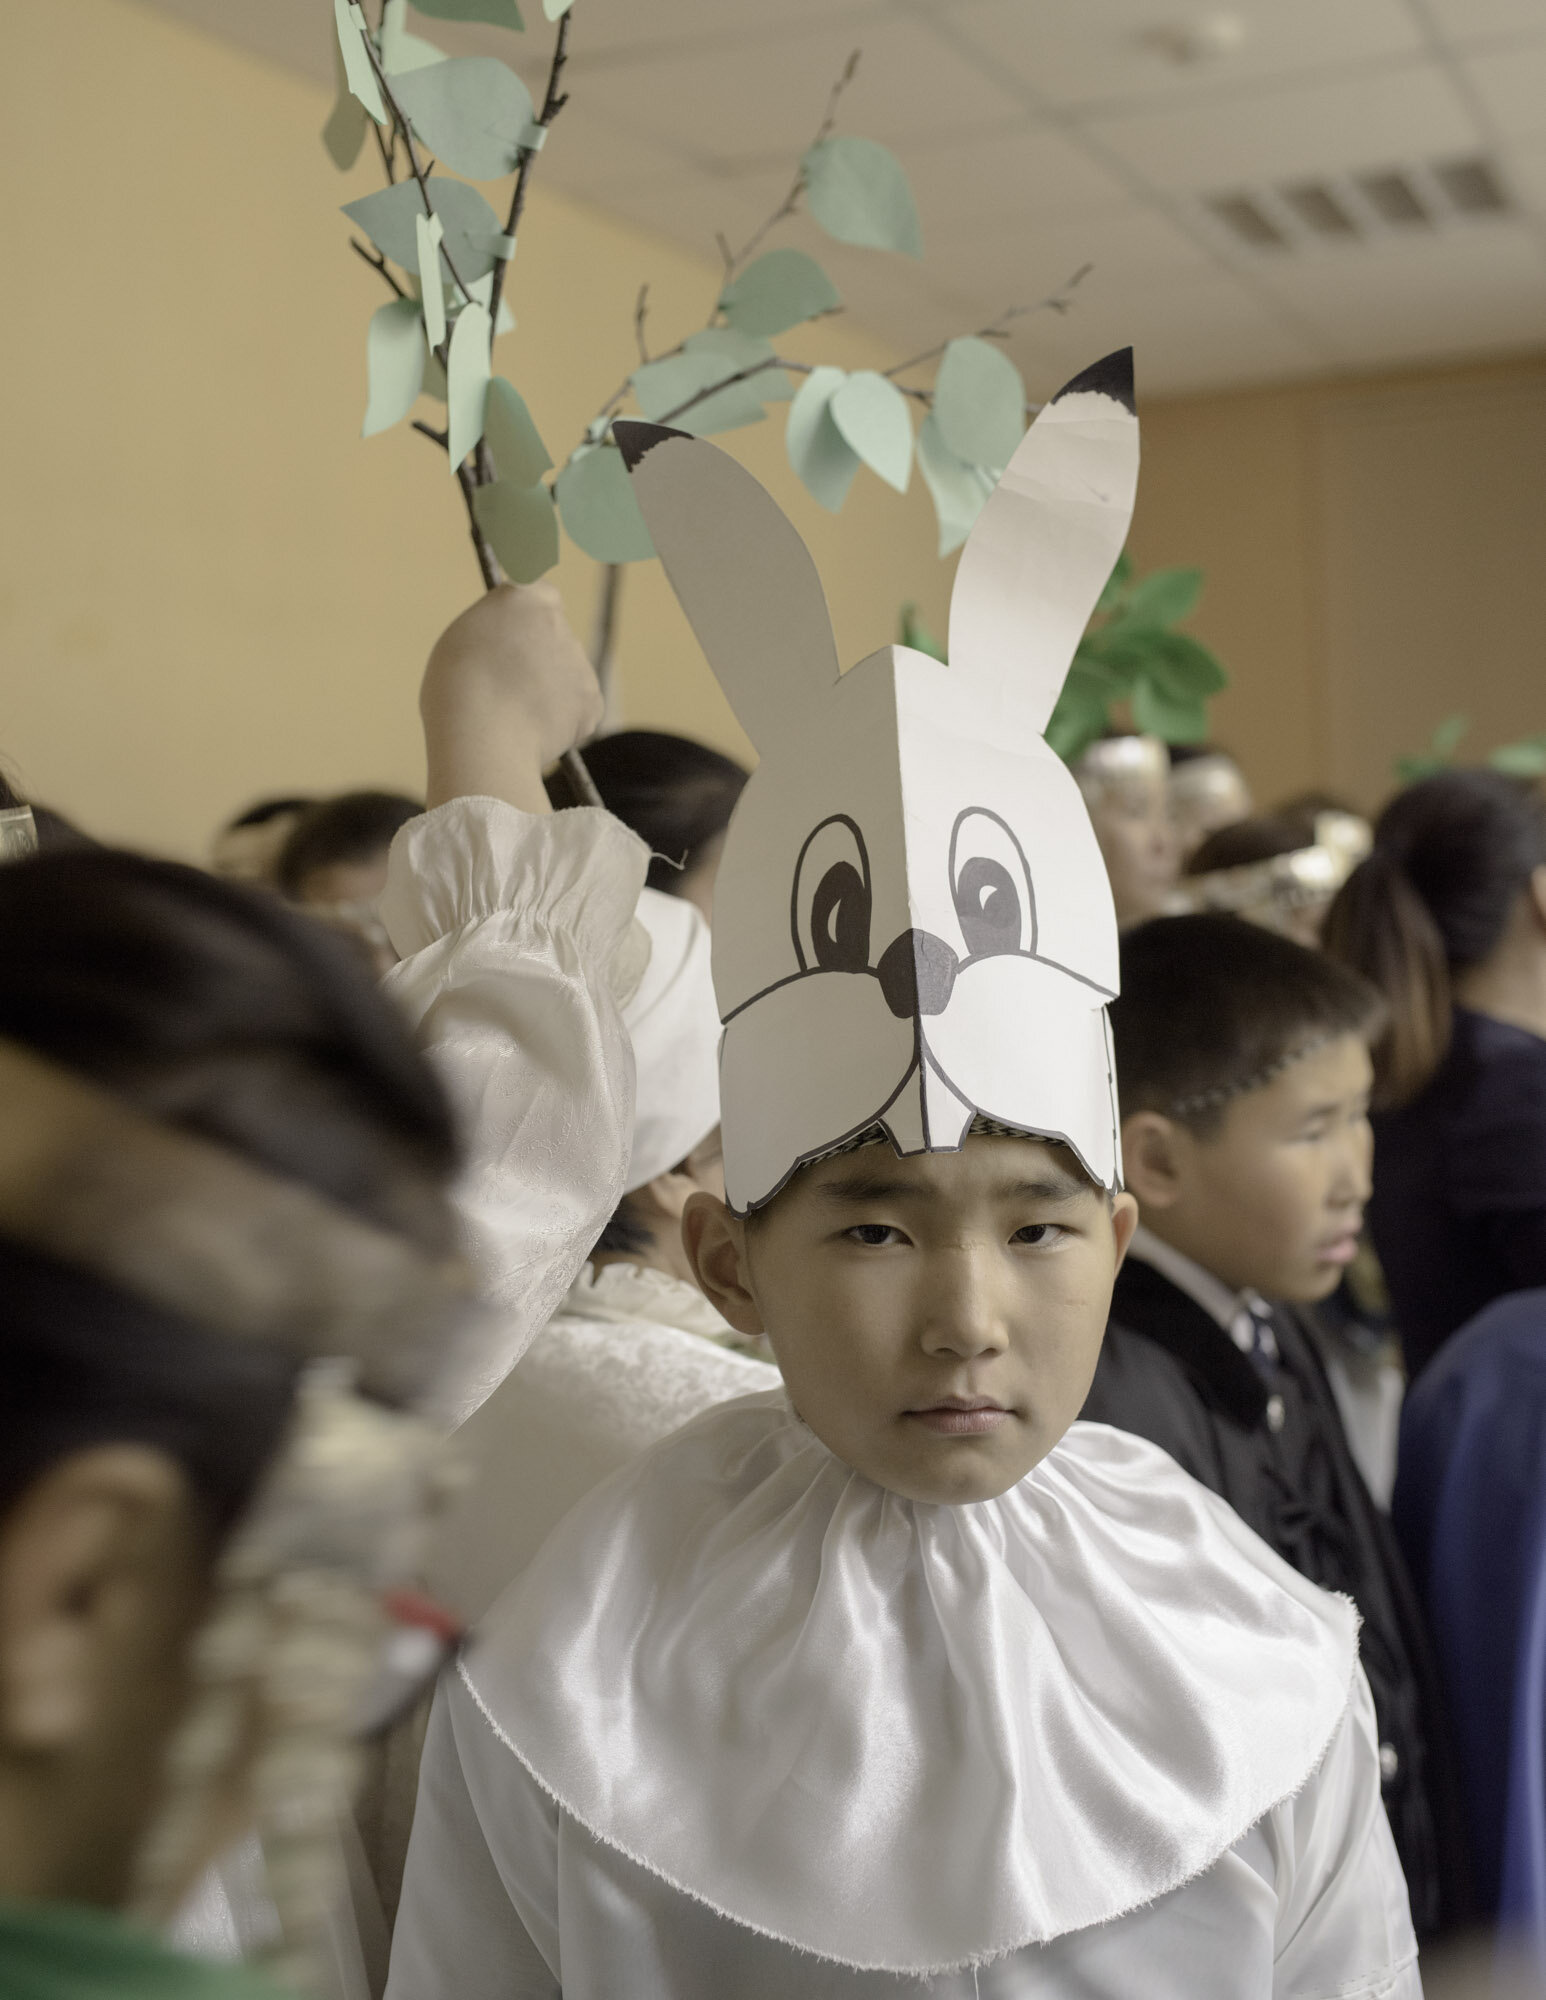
[381,0,444,71]
[720,248,841,337]
[915,413,992,556]
[632,348,766,436]
[544,0,574,15]
[323,31,369,167]
[785,366,860,513]
[556,446,655,562]
[485,378,551,485]
[474,479,559,583]
[932,337,1025,471]
[343,178,503,283]
[830,370,912,493]
[803,136,922,257]
[332,0,386,122]
[391,56,534,181]
[465,270,514,336]
[684,328,791,402]
[410,0,524,27]
[362,298,427,437]
[416,213,446,348]
[447,301,492,466]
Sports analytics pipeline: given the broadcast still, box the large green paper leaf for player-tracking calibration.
[381,0,444,71]
[556,446,654,562]
[785,367,860,513]
[362,298,426,437]
[1047,662,1117,764]
[915,413,992,556]
[1140,629,1227,701]
[831,371,912,494]
[474,479,559,582]
[1116,565,1203,630]
[465,269,515,337]
[932,337,1025,471]
[685,328,791,401]
[391,56,534,181]
[485,378,551,485]
[343,177,503,283]
[720,249,841,337]
[1095,550,1133,614]
[410,0,524,27]
[1132,675,1208,742]
[446,301,492,465]
[332,0,386,122]
[1490,733,1546,777]
[803,136,922,257]
[632,342,768,435]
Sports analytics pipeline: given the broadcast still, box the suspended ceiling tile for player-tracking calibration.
[936,0,1423,112]
[1092,57,1480,191]
[920,201,1212,305]
[561,16,1028,166]
[1463,41,1546,143]
[1503,136,1546,208]
[569,168,794,266]
[907,125,1134,232]
[1424,0,1546,48]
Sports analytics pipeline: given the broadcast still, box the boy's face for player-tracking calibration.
[1123,1033,1373,1303]
[684,1135,1137,1505]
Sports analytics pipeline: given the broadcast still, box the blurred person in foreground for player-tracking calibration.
[1325,770,1546,1379]
[1073,733,1181,928]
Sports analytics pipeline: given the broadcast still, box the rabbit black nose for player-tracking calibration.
[876,929,959,1019]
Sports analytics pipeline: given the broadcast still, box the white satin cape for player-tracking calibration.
[459,1392,1369,1976]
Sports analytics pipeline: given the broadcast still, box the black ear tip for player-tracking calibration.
[613,419,692,472]
[1053,348,1135,415]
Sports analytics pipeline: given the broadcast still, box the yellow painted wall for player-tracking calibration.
[0,0,952,858]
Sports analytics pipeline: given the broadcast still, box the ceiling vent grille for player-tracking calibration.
[1206,152,1512,253]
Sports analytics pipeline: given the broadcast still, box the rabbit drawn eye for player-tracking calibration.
[950,810,1035,959]
[793,815,872,973]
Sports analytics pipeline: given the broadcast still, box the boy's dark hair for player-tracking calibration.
[225,794,317,831]
[1113,914,1384,1134]
[1185,808,1317,876]
[276,790,422,897]
[545,730,748,896]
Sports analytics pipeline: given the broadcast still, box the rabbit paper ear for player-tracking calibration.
[947,349,1139,735]
[615,421,842,756]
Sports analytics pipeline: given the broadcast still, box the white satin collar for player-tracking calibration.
[466,1392,1357,1974]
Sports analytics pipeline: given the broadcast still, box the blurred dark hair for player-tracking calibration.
[1114,914,1384,1136]
[1185,809,1318,876]
[1324,770,1546,1110]
[276,790,421,898]
[225,794,317,831]
[0,849,459,1536]
[546,731,748,896]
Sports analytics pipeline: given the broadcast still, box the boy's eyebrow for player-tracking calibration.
[814,1167,1092,1207]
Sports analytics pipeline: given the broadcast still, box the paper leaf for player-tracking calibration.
[465,270,515,337]
[1432,713,1470,758]
[447,301,492,466]
[785,366,861,513]
[632,345,767,436]
[416,213,447,348]
[410,0,525,26]
[932,337,1026,471]
[1095,550,1134,615]
[685,328,791,402]
[1117,565,1203,630]
[720,248,841,337]
[391,56,534,181]
[343,178,503,283]
[1490,733,1546,777]
[380,0,444,71]
[1132,675,1208,743]
[555,446,655,562]
[1047,662,1117,764]
[1141,629,1227,701]
[544,0,574,15]
[362,298,427,437]
[802,136,922,258]
[333,0,386,122]
[485,377,551,485]
[830,371,912,494]
[914,413,992,556]
[473,479,559,583]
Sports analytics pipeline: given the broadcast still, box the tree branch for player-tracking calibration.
[357,21,475,312]
[485,8,575,353]
[351,236,407,299]
[633,283,651,365]
[723,50,860,278]
[883,266,1095,380]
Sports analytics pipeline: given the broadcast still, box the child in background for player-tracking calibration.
[387,361,1417,1998]
[1083,912,1467,1939]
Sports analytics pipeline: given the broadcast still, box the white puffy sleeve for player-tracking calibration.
[1267,1667,1423,1998]
[381,797,650,1418]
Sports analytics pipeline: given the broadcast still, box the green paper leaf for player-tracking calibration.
[381,0,444,71]
[899,603,947,662]
[1490,734,1546,777]
[446,300,492,466]
[1132,675,1208,743]
[323,31,369,168]
[632,341,769,435]
[416,212,447,348]
[1116,565,1203,630]
[333,0,386,122]
[391,56,534,181]
[362,298,427,437]
[343,177,504,284]
[1047,661,1117,764]
[410,0,524,27]
[785,366,860,513]
[915,412,991,555]
[802,136,922,257]
[474,479,559,583]
[465,269,515,337]
[1432,713,1470,758]
[720,248,841,337]
[556,446,655,562]
[484,378,551,485]
[685,328,791,402]
[1095,550,1133,615]
[544,0,574,15]
[831,371,912,494]
[1141,629,1227,701]
[931,337,1025,472]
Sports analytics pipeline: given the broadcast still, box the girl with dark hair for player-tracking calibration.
[1324,769,1546,1374]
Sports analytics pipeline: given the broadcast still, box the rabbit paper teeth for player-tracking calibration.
[616,350,1138,1214]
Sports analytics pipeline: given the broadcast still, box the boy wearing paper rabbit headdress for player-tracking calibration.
[386,356,1420,1999]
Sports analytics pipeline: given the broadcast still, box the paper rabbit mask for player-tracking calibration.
[616,349,1137,1214]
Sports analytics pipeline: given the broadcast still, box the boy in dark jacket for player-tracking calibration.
[1082,913,1467,1939]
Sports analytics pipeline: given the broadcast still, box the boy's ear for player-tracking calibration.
[1118,1111,1190,1213]
[682,1192,764,1339]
